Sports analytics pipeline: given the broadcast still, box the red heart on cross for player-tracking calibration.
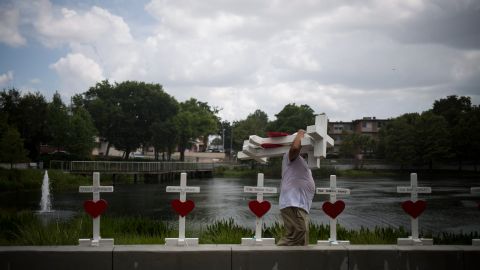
[171,199,195,217]
[322,200,345,219]
[83,199,108,218]
[401,200,426,219]
[248,200,271,218]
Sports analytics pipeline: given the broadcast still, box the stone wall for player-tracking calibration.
[1,245,479,270]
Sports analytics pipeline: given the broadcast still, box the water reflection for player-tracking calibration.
[1,176,480,233]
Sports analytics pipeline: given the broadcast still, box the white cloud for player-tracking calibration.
[33,5,133,47]
[49,53,104,95]
[0,8,26,47]
[5,0,480,123]
[0,71,14,87]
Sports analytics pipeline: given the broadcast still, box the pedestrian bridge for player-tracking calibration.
[67,161,214,174]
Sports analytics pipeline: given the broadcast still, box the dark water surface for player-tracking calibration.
[1,176,480,233]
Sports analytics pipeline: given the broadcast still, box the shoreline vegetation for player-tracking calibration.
[0,211,477,246]
[1,166,479,192]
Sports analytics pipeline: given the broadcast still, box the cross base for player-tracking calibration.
[317,240,350,246]
[78,238,114,247]
[472,239,480,246]
[397,237,433,246]
[165,238,199,246]
[241,237,276,246]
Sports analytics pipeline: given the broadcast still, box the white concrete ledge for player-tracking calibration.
[0,245,479,270]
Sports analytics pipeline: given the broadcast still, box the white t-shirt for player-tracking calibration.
[279,152,315,213]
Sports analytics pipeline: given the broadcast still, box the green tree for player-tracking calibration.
[339,132,376,168]
[267,103,315,133]
[174,98,218,161]
[467,106,480,170]
[1,89,47,159]
[14,92,49,160]
[415,111,451,169]
[75,80,116,156]
[232,109,269,151]
[150,119,178,160]
[0,127,29,168]
[0,88,21,123]
[432,95,472,125]
[65,107,97,158]
[80,81,178,159]
[46,92,70,151]
[0,112,9,139]
[432,95,473,169]
[378,113,418,169]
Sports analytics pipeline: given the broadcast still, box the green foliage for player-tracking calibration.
[232,109,269,151]
[174,98,218,161]
[200,218,253,244]
[0,127,29,167]
[46,92,70,150]
[432,95,472,126]
[378,111,451,169]
[431,95,478,169]
[0,169,90,192]
[339,132,376,159]
[150,119,178,160]
[66,107,97,158]
[0,168,41,191]
[415,111,451,168]
[0,211,477,245]
[80,80,178,159]
[378,113,420,168]
[267,103,315,133]
[0,89,49,160]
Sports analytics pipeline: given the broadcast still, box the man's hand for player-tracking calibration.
[289,129,305,161]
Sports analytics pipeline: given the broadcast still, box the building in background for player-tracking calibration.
[327,117,390,156]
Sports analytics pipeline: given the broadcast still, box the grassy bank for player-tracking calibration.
[0,211,477,245]
[0,169,92,192]
[0,169,138,192]
[214,165,403,179]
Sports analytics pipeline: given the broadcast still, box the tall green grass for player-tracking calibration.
[0,211,476,245]
[200,219,253,244]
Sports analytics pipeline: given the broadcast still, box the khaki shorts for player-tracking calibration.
[277,207,309,246]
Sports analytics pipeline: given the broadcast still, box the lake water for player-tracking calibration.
[1,176,480,234]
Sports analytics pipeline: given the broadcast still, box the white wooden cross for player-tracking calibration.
[396,173,433,245]
[306,114,334,161]
[316,175,350,245]
[78,172,114,247]
[241,173,277,246]
[165,172,200,246]
[471,186,480,246]
[238,114,334,169]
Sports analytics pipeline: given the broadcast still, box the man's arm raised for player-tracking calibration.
[289,129,305,162]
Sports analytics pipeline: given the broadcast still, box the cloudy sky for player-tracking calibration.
[1,0,479,122]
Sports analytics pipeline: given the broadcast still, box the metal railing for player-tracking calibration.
[67,161,214,173]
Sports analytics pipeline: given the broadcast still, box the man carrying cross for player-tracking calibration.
[277,129,315,246]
